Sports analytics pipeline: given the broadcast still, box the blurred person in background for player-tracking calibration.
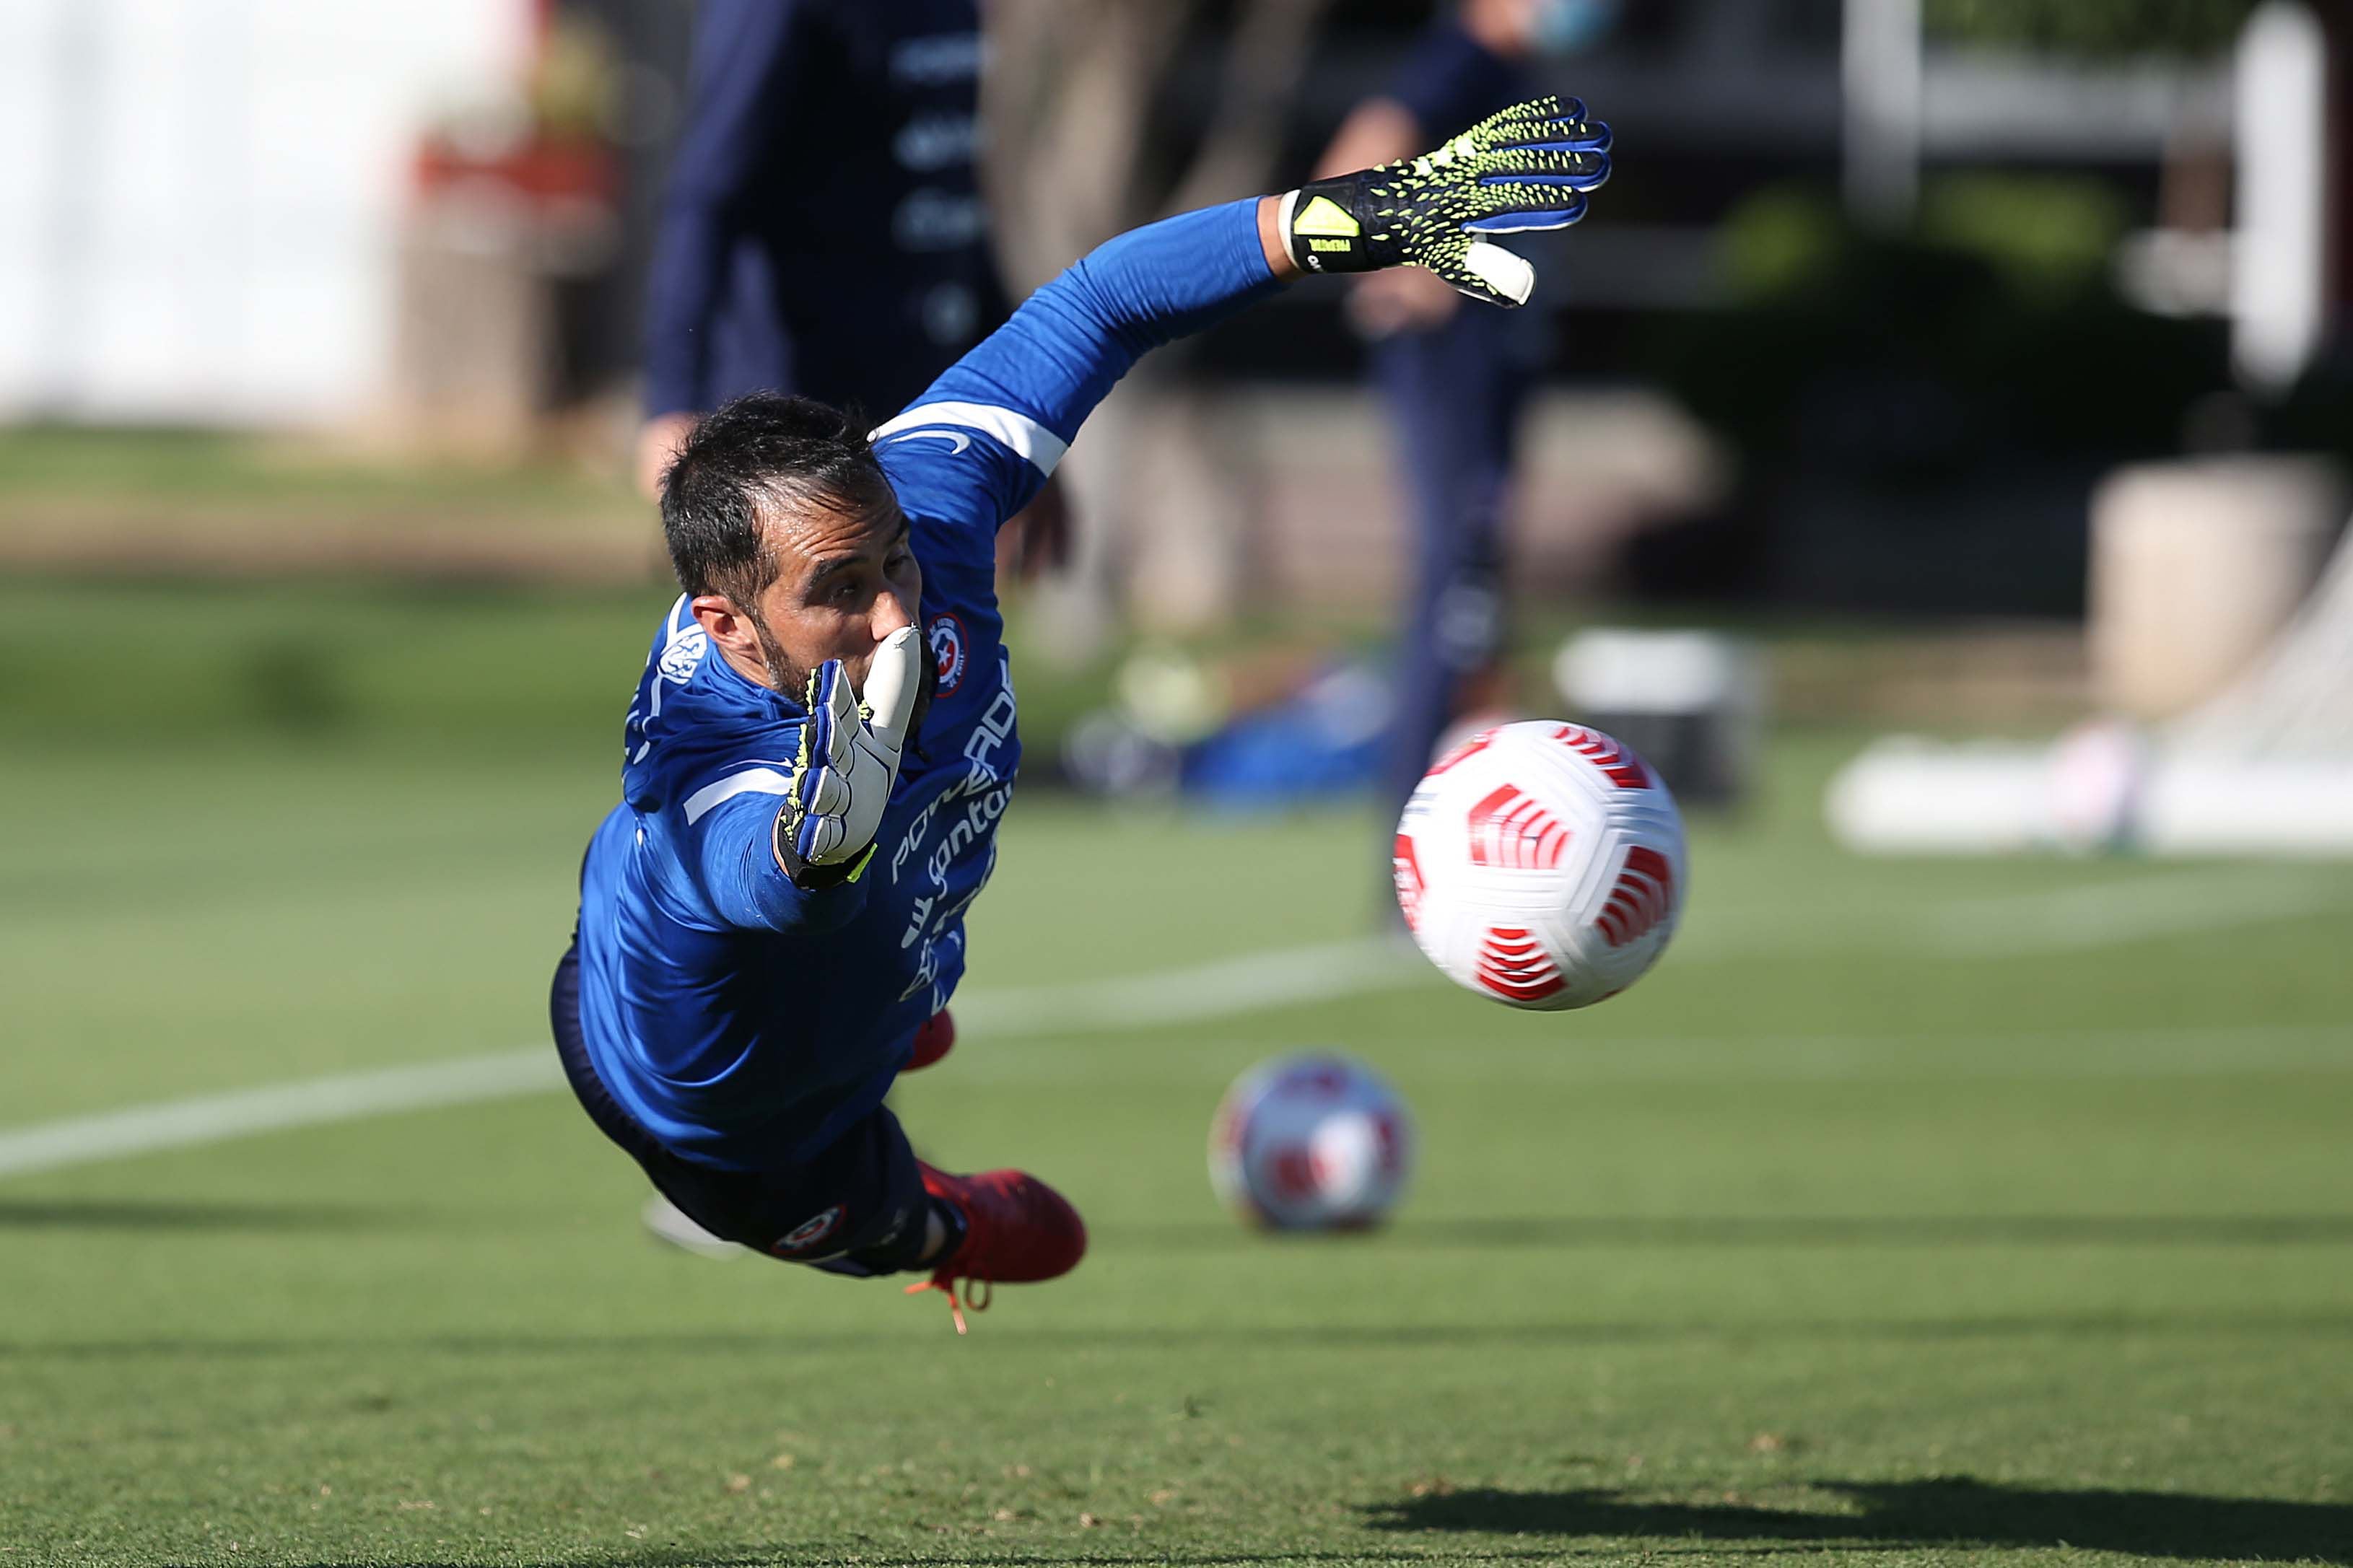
[1317,0,1618,863]
[634,0,1065,573]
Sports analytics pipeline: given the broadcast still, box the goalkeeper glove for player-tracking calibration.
[773,624,925,886]
[1280,95,1611,307]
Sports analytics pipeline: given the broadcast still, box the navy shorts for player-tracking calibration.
[549,943,930,1273]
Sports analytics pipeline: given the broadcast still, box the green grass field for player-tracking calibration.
[2,579,2349,1567]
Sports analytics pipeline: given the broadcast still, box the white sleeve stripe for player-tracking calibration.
[870,401,1070,475]
[682,766,795,825]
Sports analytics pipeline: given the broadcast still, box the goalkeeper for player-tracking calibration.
[552,99,1610,1331]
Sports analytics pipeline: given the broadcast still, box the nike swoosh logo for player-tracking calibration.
[882,429,972,455]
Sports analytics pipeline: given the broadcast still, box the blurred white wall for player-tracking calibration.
[2232,0,2330,391]
[0,0,532,426]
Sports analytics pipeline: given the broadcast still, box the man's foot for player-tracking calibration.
[904,1009,956,1072]
[908,1162,1086,1332]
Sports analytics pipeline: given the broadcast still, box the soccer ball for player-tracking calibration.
[1393,721,1686,1011]
[1209,1054,1413,1230]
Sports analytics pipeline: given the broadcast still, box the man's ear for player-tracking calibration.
[689,594,763,664]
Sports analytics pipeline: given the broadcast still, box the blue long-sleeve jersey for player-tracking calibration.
[643,0,1009,420]
[578,200,1282,1171]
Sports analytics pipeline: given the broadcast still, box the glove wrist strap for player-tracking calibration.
[1280,173,1402,276]
[773,815,877,891]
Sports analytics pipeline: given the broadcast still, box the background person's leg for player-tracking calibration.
[1373,308,1532,866]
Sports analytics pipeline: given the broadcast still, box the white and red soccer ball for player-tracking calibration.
[1394,721,1686,1011]
[1209,1054,1413,1230]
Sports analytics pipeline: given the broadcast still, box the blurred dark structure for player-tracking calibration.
[567,0,2349,621]
[1640,188,2231,614]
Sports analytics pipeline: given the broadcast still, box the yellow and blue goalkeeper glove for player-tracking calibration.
[773,625,925,885]
[1281,95,1611,307]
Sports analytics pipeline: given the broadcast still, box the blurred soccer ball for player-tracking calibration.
[1209,1054,1413,1230]
[1394,721,1686,1011]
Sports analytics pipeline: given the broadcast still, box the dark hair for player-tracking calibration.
[658,393,891,604]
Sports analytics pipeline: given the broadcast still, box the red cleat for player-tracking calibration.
[904,1009,956,1072]
[907,1162,1086,1333]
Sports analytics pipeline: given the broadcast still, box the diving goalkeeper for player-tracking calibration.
[552,99,1611,1330]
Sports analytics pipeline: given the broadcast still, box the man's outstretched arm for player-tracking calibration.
[871,195,1292,522]
[871,96,1611,523]
[1257,196,1309,285]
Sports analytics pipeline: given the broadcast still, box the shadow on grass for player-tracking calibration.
[11,1205,2347,1247]
[285,1548,1884,1567]
[0,1199,411,1233]
[10,1308,2352,1363]
[1106,1214,2353,1251]
[1366,1477,2353,1564]
[18,1307,2353,1363]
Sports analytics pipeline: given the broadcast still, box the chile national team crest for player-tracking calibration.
[927,613,969,696]
[658,627,708,685]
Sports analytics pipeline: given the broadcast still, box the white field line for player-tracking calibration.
[941,1023,2353,1086]
[951,937,1421,1038]
[3,867,2349,1182]
[0,1052,561,1181]
[1916,867,2353,955]
[0,940,1413,1183]
[1681,865,2353,961]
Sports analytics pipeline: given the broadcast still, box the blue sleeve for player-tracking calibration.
[675,768,868,937]
[871,198,1282,527]
[643,0,802,418]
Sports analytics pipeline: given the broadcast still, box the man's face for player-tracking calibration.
[691,488,929,727]
[1471,0,1615,55]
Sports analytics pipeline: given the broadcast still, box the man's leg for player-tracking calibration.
[648,1108,1087,1332]
[549,944,943,1271]
[550,945,1077,1325]
[644,1007,955,1258]
[736,1101,942,1274]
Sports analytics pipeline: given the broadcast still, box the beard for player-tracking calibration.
[743,604,936,740]
[741,603,807,698]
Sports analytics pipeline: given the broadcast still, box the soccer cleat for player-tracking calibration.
[903,1008,956,1072]
[906,1162,1086,1333]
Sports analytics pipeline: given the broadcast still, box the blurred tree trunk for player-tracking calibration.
[987,0,1335,284]
[2321,2,2353,324]
[1166,0,1337,217]
[983,0,1337,647]
[985,3,1195,293]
